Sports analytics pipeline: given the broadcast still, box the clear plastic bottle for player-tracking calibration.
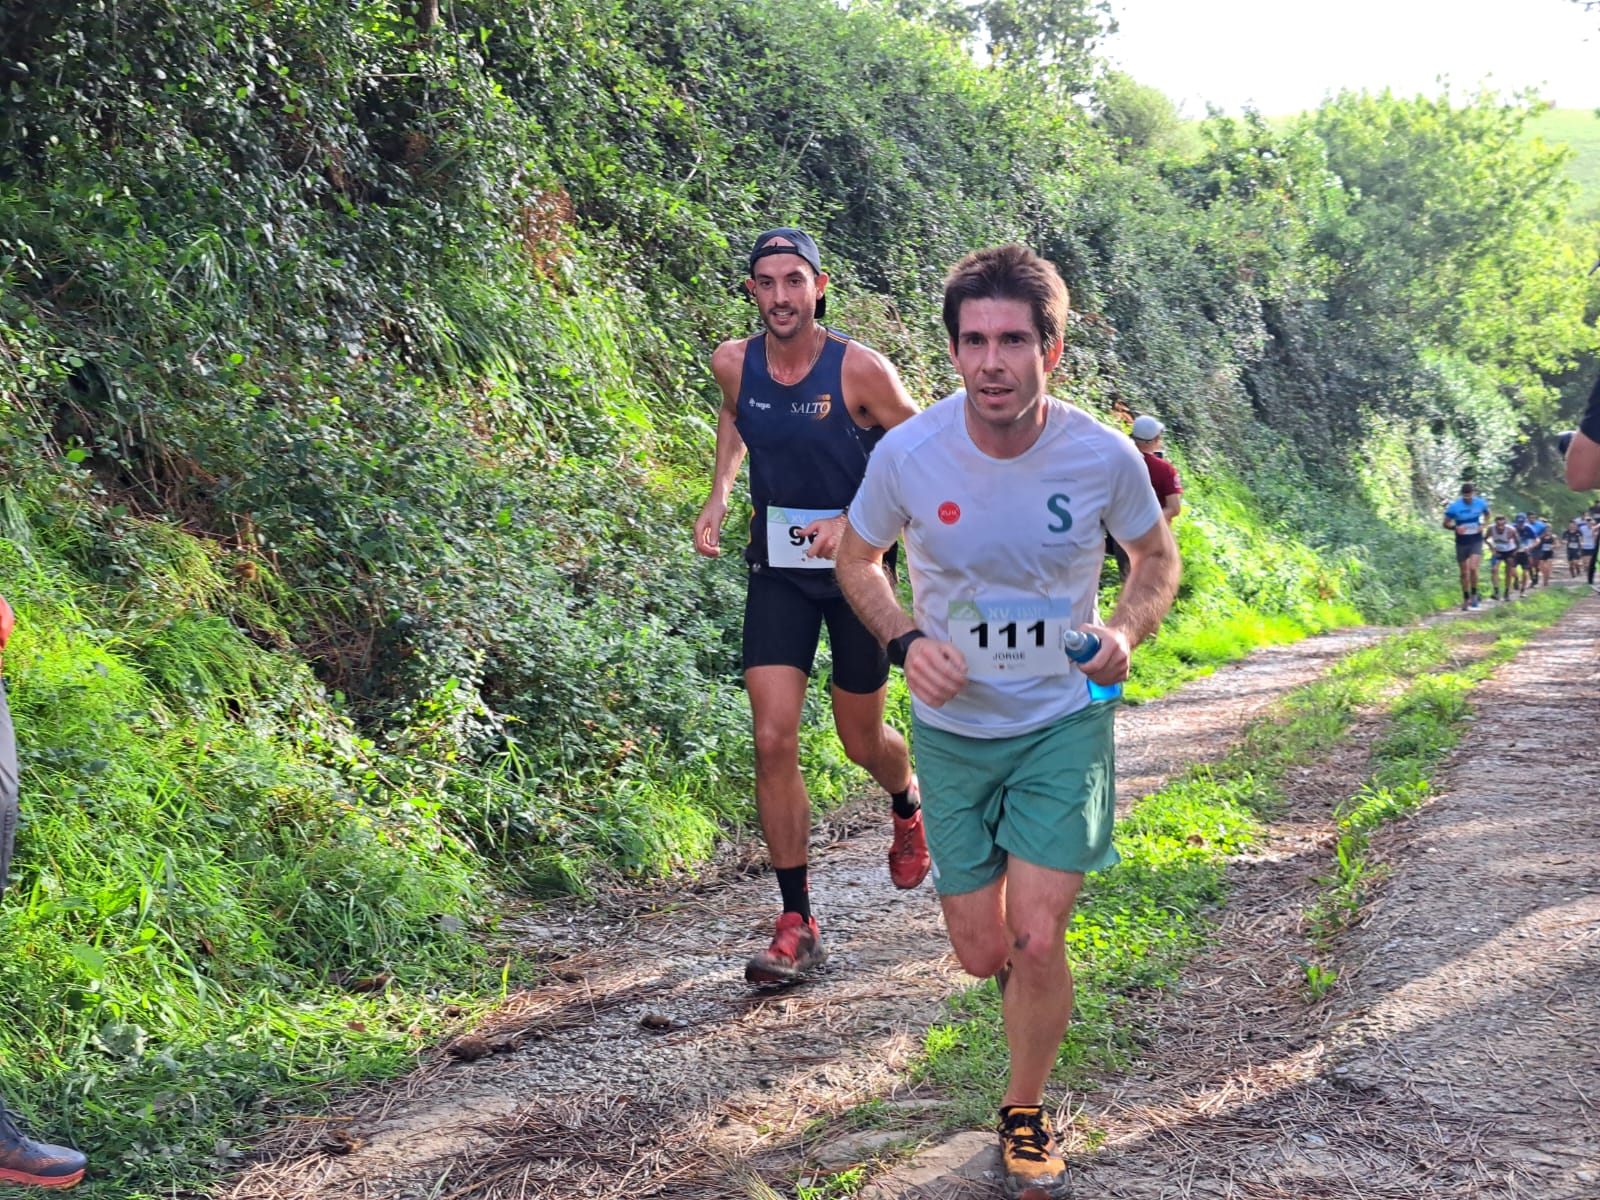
[1061,628,1122,703]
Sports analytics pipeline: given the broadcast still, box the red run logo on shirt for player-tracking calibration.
[938,501,961,525]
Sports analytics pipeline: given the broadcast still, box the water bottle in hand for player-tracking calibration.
[1061,628,1122,703]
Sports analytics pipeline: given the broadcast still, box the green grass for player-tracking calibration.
[1526,107,1600,217]
[1118,464,1451,703]
[0,539,511,1198]
[1302,587,1580,949]
[910,589,1577,1124]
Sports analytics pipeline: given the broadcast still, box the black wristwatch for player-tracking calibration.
[887,629,926,668]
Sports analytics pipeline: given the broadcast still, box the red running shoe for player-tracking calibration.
[888,781,931,889]
[0,1097,86,1190]
[745,911,827,983]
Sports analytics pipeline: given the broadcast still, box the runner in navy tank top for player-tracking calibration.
[694,229,929,985]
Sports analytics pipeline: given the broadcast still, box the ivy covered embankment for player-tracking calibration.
[0,0,1595,1190]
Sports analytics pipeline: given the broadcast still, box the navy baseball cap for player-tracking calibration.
[748,228,827,319]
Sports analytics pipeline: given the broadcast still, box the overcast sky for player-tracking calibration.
[1103,0,1600,116]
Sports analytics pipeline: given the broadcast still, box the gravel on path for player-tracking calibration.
[213,620,1422,1200]
[1063,596,1596,1200]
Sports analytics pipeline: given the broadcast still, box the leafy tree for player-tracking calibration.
[1095,70,1185,156]
[894,0,1114,93]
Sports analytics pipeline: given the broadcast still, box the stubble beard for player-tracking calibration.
[965,384,1045,432]
[763,313,812,342]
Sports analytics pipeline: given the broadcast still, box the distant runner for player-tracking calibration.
[1514,514,1537,597]
[1536,517,1557,587]
[1106,414,1182,580]
[1581,514,1598,589]
[836,245,1180,1199]
[1442,483,1488,610]
[1565,520,1583,578]
[0,592,89,1191]
[1130,415,1183,525]
[1488,515,1519,601]
[694,228,930,985]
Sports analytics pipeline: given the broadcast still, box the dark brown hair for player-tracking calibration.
[942,244,1070,350]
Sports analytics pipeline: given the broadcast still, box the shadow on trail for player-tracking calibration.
[1065,600,1600,1200]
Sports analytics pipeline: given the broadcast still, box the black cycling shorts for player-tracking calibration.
[741,567,890,694]
[1455,535,1484,564]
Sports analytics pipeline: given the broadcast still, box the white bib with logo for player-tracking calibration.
[765,506,843,569]
[948,597,1075,680]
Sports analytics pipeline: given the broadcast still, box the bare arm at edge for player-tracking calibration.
[836,524,968,706]
[694,341,750,558]
[1567,430,1600,492]
[1161,492,1183,523]
[802,343,921,560]
[841,341,920,432]
[1080,517,1180,686]
[0,593,12,669]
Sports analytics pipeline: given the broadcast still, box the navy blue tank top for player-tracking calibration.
[735,328,886,572]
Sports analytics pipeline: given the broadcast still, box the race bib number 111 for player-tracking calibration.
[948,597,1075,679]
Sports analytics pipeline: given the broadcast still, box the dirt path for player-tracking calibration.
[864,595,1600,1200]
[215,620,1450,1200]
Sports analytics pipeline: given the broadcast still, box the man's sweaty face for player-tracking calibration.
[950,297,1056,430]
[747,250,820,340]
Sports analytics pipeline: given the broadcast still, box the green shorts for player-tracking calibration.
[912,702,1120,896]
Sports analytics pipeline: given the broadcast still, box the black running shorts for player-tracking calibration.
[1455,535,1484,564]
[741,568,890,694]
[1514,550,1531,568]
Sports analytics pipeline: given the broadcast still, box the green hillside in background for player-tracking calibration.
[1528,107,1600,216]
[0,2,1597,1193]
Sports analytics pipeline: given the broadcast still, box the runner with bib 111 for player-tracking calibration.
[836,244,1180,1198]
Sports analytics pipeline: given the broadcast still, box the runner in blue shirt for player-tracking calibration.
[1442,483,1490,610]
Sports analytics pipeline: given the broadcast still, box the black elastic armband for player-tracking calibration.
[887,629,926,669]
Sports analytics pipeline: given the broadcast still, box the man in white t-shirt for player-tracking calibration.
[836,244,1180,1198]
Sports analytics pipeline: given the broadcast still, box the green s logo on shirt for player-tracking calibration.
[1046,493,1073,534]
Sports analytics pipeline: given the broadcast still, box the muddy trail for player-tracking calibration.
[216,601,1596,1200]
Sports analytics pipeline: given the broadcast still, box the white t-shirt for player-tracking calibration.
[850,392,1163,738]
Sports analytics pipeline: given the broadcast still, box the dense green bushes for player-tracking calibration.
[0,0,1595,1191]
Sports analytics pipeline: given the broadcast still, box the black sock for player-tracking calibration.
[775,865,811,921]
[890,786,920,819]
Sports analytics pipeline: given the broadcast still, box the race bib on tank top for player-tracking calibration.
[763,506,844,569]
